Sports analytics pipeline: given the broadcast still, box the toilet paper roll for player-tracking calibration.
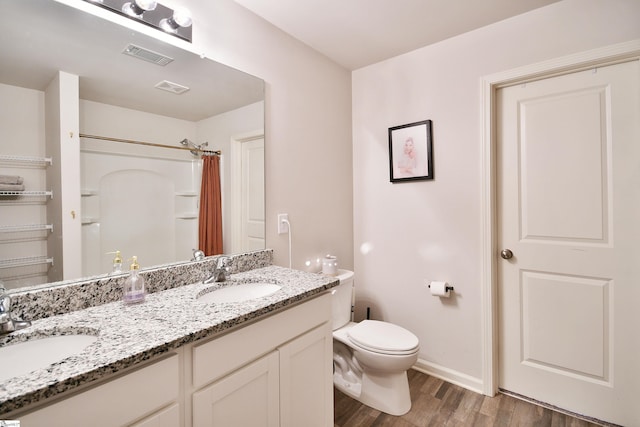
[430,281,451,297]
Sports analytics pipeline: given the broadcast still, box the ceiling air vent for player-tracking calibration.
[122,44,174,66]
[155,80,190,95]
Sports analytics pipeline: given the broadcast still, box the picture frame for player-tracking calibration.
[388,120,433,182]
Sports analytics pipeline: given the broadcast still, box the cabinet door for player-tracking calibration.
[192,351,279,427]
[279,323,333,427]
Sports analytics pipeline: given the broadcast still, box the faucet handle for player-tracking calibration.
[203,256,231,284]
[0,288,12,328]
[216,256,230,268]
[0,290,10,314]
[192,249,205,262]
[215,256,231,281]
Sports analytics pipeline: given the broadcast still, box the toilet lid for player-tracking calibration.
[347,320,419,355]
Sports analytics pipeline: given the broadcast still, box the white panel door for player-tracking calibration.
[241,138,265,251]
[497,60,639,426]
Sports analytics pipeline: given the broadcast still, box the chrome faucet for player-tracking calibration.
[0,286,31,335]
[203,256,230,284]
[192,249,205,262]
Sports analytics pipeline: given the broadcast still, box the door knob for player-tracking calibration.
[501,249,513,260]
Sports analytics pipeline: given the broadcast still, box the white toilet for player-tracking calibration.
[331,269,419,416]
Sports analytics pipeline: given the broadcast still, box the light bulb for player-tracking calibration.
[159,8,192,33]
[134,0,157,11]
[172,8,192,28]
[122,0,157,17]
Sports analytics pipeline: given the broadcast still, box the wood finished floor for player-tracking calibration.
[334,369,602,427]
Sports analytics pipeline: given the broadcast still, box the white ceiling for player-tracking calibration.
[233,0,561,70]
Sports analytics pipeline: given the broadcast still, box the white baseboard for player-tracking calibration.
[412,358,485,395]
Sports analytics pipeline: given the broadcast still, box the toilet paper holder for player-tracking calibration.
[428,284,454,291]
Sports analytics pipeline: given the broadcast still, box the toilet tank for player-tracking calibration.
[331,269,354,330]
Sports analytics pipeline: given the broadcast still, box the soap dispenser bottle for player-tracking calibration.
[122,256,145,305]
[111,250,123,274]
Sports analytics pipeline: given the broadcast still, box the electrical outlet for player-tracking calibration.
[277,213,289,234]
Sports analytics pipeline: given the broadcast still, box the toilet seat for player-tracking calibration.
[348,320,419,355]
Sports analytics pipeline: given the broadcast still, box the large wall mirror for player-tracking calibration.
[0,0,265,290]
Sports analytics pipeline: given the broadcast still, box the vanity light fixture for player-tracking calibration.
[82,0,193,42]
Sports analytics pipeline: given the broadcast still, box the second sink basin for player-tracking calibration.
[198,282,282,304]
[0,334,98,382]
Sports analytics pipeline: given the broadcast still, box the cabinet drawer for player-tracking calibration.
[193,293,330,388]
[18,353,180,427]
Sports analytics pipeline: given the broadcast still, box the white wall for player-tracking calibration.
[45,72,82,282]
[79,101,198,157]
[352,0,640,388]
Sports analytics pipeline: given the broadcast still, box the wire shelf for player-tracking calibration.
[0,256,54,269]
[0,154,52,165]
[0,224,53,233]
[0,190,53,198]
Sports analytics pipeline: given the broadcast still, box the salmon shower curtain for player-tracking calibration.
[199,155,223,255]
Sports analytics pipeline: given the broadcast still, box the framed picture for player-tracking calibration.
[388,120,433,182]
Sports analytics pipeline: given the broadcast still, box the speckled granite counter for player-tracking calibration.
[11,250,273,322]
[0,265,339,415]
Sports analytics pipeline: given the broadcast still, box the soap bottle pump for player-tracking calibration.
[110,250,123,274]
[122,256,145,305]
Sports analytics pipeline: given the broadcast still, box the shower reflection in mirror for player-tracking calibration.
[80,132,222,277]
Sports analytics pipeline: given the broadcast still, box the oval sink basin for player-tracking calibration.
[198,282,282,304]
[0,334,98,382]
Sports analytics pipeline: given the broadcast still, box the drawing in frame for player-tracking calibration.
[388,119,433,182]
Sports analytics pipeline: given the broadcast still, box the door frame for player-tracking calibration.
[480,39,640,396]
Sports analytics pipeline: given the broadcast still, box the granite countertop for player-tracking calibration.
[0,266,339,415]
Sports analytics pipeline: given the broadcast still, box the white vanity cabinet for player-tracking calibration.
[9,292,333,427]
[18,353,180,427]
[188,293,333,427]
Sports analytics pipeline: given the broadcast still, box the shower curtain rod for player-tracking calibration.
[79,133,221,156]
